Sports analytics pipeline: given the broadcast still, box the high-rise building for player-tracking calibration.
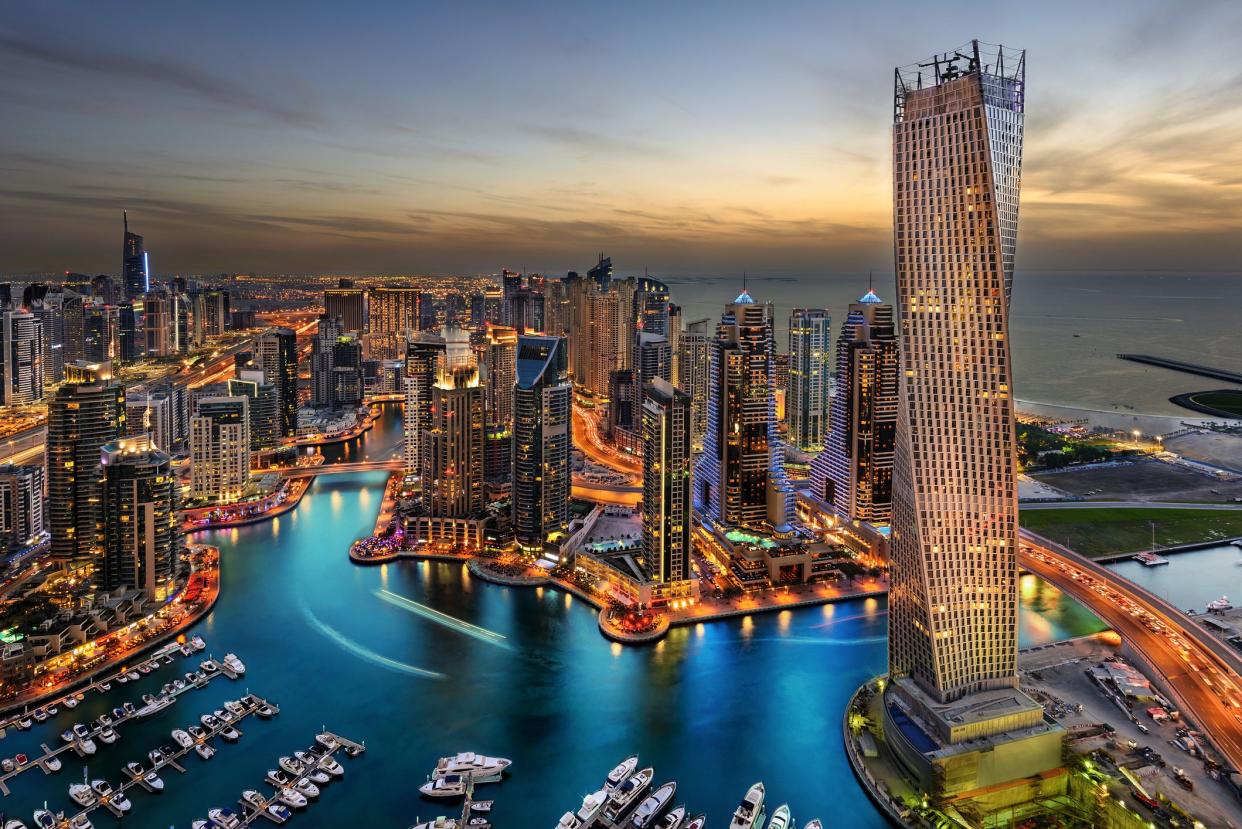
[889,42,1025,704]
[117,302,140,362]
[542,277,571,339]
[641,378,693,585]
[634,276,670,338]
[367,286,421,359]
[190,396,251,503]
[311,316,345,408]
[122,212,149,299]
[787,308,831,453]
[511,335,572,556]
[587,254,612,288]
[126,386,186,453]
[253,327,299,438]
[403,332,446,472]
[421,349,485,519]
[630,331,671,427]
[60,291,86,366]
[47,361,126,561]
[143,291,178,357]
[667,303,683,382]
[331,335,364,407]
[31,293,65,385]
[1,310,45,406]
[324,280,368,333]
[480,325,518,487]
[811,290,897,525]
[0,464,44,552]
[229,374,281,451]
[83,303,119,363]
[679,320,711,452]
[100,434,178,598]
[694,291,788,529]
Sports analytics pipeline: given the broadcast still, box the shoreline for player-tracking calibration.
[181,476,313,532]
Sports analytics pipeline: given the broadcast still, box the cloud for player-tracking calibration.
[523,124,675,159]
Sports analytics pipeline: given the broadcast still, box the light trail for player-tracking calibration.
[374,589,510,649]
[299,599,444,679]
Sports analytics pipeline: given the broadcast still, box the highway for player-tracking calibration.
[572,404,641,476]
[1020,530,1242,771]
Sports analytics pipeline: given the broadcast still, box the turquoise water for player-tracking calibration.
[0,407,1106,827]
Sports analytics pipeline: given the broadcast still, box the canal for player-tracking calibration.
[2,405,1106,827]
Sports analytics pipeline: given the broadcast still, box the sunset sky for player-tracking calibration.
[2,1,1240,276]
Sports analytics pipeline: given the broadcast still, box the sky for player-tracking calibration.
[2,1,1240,277]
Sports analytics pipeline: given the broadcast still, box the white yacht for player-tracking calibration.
[315,732,339,750]
[420,774,468,798]
[68,817,91,829]
[208,807,241,827]
[277,788,307,809]
[111,791,132,814]
[433,752,511,782]
[606,755,639,789]
[556,788,609,828]
[603,767,653,822]
[408,819,458,829]
[77,738,97,757]
[32,809,55,829]
[729,782,765,829]
[656,806,687,829]
[267,804,292,824]
[293,778,320,799]
[172,729,194,749]
[97,727,118,745]
[242,790,266,810]
[766,805,792,829]
[223,700,245,717]
[144,770,165,792]
[629,782,676,828]
[278,756,304,776]
[4,819,29,829]
[63,696,79,710]
[318,755,344,778]
[222,653,246,675]
[1207,596,1233,612]
[68,782,96,808]
[195,743,215,761]
[219,726,240,742]
[44,756,61,773]
[191,636,207,651]
[683,815,706,829]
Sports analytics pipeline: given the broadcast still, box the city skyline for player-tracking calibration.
[3,2,1242,276]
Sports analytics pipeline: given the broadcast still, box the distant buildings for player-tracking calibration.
[810,291,897,526]
[253,327,299,439]
[641,378,693,588]
[47,361,126,561]
[100,435,178,598]
[368,286,422,359]
[787,308,831,453]
[678,319,711,452]
[311,316,361,408]
[190,396,251,503]
[324,279,368,333]
[511,335,572,556]
[1,310,45,406]
[0,464,44,552]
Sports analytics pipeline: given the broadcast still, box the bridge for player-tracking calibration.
[1019,530,1242,771]
[271,459,404,478]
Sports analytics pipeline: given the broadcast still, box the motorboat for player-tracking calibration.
[606,755,639,789]
[305,768,330,785]
[1207,596,1233,612]
[16,718,31,730]
[433,751,511,782]
[90,779,114,800]
[603,767,654,821]
[683,815,706,829]
[767,805,792,829]
[242,790,266,809]
[122,702,136,716]
[201,714,221,729]
[266,804,292,823]
[116,674,128,684]
[46,705,58,716]
[111,791,132,813]
[729,782,765,829]
[469,801,493,814]
[188,725,207,740]
[191,636,206,651]
[69,817,92,829]
[278,756,304,776]
[557,788,609,828]
[409,818,458,829]
[111,707,126,721]
[277,788,307,809]
[192,821,208,829]
[62,729,76,744]
[293,778,320,799]
[63,696,79,710]
[149,748,166,765]
[265,770,291,788]
[32,810,55,829]
[145,770,165,791]
[126,671,139,681]
[223,700,245,717]
[318,755,345,778]
[68,782,97,808]
[630,782,676,828]
[136,696,173,718]
[222,653,246,675]
[195,743,215,761]
[32,709,48,723]
[4,819,29,829]
[97,726,118,745]
[315,732,339,750]
[96,714,112,727]
[97,682,111,692]
[141,694,157,706]
[43,755,61,773]
[420,774,467,798]
[200,659,218,674]
[15,753,27,768]
[2,758,14,773]
[172,729,194,749]
[219,725,240,742]
[173,679,186,691]
[179,644,193,657]
[184,672,199,685]
[77,737,97,756]
[256,703,276,719]
[125,761,144,778]
[208,807,241,827]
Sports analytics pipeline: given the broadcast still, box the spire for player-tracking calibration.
[123,210,128,235]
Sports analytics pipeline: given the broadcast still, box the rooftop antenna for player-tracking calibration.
[123,210,128,234]
[869,271,874,292]
[743,271,748,293]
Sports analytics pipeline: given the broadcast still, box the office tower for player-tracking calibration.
[480,325,518,487]
[253,327,299,438]
[100,435,177,598]
[311,315,344,407]
[634,276,670,337]
[694,290,786,529]
[143,291,177,357]
[422,346,485,518]
[542,277,571,338]
[122,212,149,299]
[667,303,683,382]
[811,290,898,524]
[587,254,612,288]
[607,369,636,437]
[679,320,711,452]
[631,332,671,425]
[32,294,65,384]
[331,335,363,407]
[1,310,45,406]
[641,378,693,585]
[117,302,140,362]
[47,361,126,561]
[889,42,1025,704]
[325,281,368,333]
[127,389,179,452]
[83,304,119,363]
[403,332,446,472]
[511,335,572,556]
[501,270,524,329]
[229,375,281,451]
[92,274,122,306]
[0,284,10,311]
[60,292,86,365]
[470,288,503,327]
[190,396,251,502]
[0,465,44,552]
[367,286,421,359]
[198,288,230,337]
[787,308,831,453]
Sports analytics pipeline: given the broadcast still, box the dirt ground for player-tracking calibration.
[1031,458,1242,502]
[1166,431,1242,475]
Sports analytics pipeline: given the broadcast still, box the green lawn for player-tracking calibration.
[1019,507,1242,558]
[1189,390,1242,417]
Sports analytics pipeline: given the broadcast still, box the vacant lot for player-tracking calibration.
[1019,506,1242,557]
[1030,458,1242,502]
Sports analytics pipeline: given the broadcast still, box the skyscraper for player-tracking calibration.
[679,319,711,452]
[810,290,897,525]
[0,464,44,552]
[100,435,178,598]
[511,335,572,556]
[122,212,149,299]
[403,332,446,472]
[368,286,421,359]
[311,316,346,408]
[630,331,671,433]
[253,327,299,438]
[47,361,126,561]
[190,397,251,503]
[641,378,693,586]
[480,325,518,488]
[324,280,368,333]
[421,348,485,519]
[787,308,831,453]
[1,310,45,406]
[143,290,177,357]
[889,42,1026,703]
[229,374,281,451]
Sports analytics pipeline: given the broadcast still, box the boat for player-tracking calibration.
[3,758,14,773]
[149,749,166,765]
[97,727,118,745]
[137,696,173,718]
[62,729,76,744]
[278,756,304,776]
[683,815,707,829]
[77,738,97,756]
[111,791,132,813]
[433,751,512,782]
[729,782,765,829]
[630,782,676,827]
[14,753,27,767]
[32,709,48,723]
[557,788,609,828]
[208,807,241,827]
[126,671,139,681]
[277,788,307,809]
[242,790,266,809]
[470,801,493,813]
[44,756,61,773]
[191,636,207,651]
[266,770,291,788]
[116,675,128,684]
[318,755,345,777]
[606,755,639,789]
[201,714,221,729]
[16,718,31,730]
[1132,551,1169,567]
[223,700,245,717]
[4,820,28,829]
[189,725,207,740]
[293,778,320,798]
[69,818,92,829]
[420,774,468,798]
[145,770,165,791]
[409,819,458,829]
[122,702,136,716]
[604,767,654,821]
[1207,596,1233,612]
[200,659,219,673]
[97,682,111,692]
[219,725,241,742]
[68,782,96,808]
[767,805,791,829]
[173,679,186,691]
[63,696,79,710]
[256,703,276,719]
[192,822,208,829]
[125,761,144,778]
[180,644,193,657]
[111,707,126,721]
[90,779,114,800]
[266,804,292,823]
[32,810,55,829]
[195,743,215,761]
[656,805,687,829]
[314,733,339,750]
[172,729,195,749]
[222,653,246,675]
[306,768,330,785]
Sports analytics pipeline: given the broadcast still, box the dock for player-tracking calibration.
[1117,353,1242,385]
[232,730,363,827]
[0,649,238,796]
[61,694,279,824]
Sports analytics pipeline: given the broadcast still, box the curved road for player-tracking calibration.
[1020,530,1242,771]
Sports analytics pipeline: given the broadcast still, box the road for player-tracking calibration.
[572,404,641,476]
[273,459,404,478]
[1019,530,1242,772]
[1021,500,1242,511]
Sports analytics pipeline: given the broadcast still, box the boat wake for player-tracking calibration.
[743,635,888,647]
[808,609,890,629]
[374,589,511,649]
[299,599,445,679]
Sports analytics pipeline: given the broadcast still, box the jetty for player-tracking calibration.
[1117,353,1242,385]
[232,730,364,826]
